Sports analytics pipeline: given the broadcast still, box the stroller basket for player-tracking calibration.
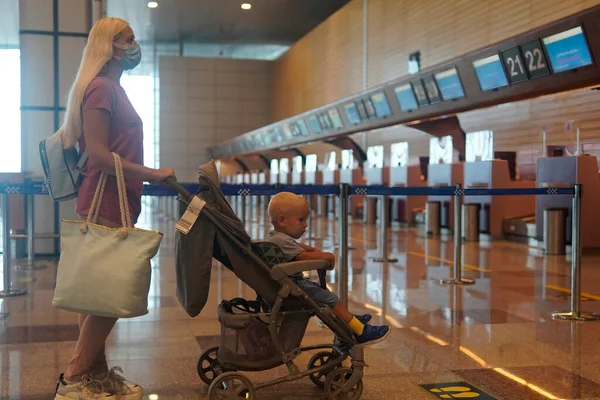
[217,298,312,370]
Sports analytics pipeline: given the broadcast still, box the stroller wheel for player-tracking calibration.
[308,351,337,388]
[198,346,220,385]
[208,372,256,400]
[325,367,363,400]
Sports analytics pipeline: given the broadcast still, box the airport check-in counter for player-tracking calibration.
[464,159,535,238]
[364,166,390,224]
[322,167,339,217]
[428,162,464,230]
[536,155,600,250]
[390,164,427,224]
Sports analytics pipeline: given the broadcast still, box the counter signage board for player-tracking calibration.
[422,75,441,103]
[411,80,430,107]
[521,39,551,78]
[501,47,529,83]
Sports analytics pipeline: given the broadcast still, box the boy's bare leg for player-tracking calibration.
[332,303,355,324]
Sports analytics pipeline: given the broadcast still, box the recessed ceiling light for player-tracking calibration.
[241,3,252,10]
[147,1,158,8]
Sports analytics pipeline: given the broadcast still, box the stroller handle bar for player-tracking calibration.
[165,177,193,201]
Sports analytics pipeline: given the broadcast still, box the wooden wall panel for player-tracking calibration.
[273,0,600,122]
[458,87,600,151]
[272,0,363,121]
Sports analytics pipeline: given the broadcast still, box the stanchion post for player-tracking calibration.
[0,193,27,297]
[307,195,321,241]
[338,184,349,308]
[552,184,600,321]
[241,195,247,224]
[373,195,398,263]
[441,184,474,286]
[16,194,47,270]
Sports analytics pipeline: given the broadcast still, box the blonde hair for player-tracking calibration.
[268,192,310,225]
[52,17,130,148]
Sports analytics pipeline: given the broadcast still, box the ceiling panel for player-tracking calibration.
[107,0,351,45]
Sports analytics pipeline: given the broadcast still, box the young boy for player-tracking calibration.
[266,192,390,345]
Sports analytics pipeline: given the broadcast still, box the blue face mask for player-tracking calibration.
[113,42,142,70]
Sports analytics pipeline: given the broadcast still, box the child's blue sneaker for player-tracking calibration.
[354,313,372,324]
[355,324,391,345]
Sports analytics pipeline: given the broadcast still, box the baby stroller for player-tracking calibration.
[169,161,367,400]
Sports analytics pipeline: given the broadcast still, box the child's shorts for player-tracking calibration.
[295,278,339,307]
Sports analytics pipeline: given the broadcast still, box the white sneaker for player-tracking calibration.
[97,366,143,400]
[55,373,115,399]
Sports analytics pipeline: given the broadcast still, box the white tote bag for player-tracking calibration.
[53,153,163,318]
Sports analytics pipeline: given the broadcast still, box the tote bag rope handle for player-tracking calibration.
[86,153,132,228]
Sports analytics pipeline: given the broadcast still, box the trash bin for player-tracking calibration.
[462,203,480,241]
[426,201,441,235]
[544,208,566,255]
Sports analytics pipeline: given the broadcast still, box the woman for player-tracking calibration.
[54,17,175,400]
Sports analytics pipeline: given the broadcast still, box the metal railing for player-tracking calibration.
[0,180,595,322]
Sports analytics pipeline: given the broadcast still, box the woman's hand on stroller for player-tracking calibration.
[150,168,176,185]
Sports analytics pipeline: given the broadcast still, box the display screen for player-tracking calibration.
[274,128,284,142]
[370,92,392,117]
[270,159,279,173]
[363,98,376,118]
[281,124,293,140]
[317,113,329,130]
[434,68,465,100]
[411,80,429,107]
[356,100,369,120]
[297,119,309,136]
[422,76,441,103]
[328,108,344,129]
[473,54,509,91]
[344,103,362,125]
[394,84,419,111]
[542,26,593,73]
[308,115,322,134]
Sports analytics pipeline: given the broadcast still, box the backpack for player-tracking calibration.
[39,134,88,201]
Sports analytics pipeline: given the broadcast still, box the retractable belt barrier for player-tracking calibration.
[1,181,593,323]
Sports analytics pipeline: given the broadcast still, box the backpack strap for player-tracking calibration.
[75,150,88,171]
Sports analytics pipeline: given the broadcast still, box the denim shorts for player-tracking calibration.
[295,278,339,307]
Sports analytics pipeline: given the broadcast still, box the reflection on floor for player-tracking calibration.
[3,202,600,399]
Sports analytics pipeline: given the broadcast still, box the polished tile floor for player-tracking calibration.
[2,200,600,399]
